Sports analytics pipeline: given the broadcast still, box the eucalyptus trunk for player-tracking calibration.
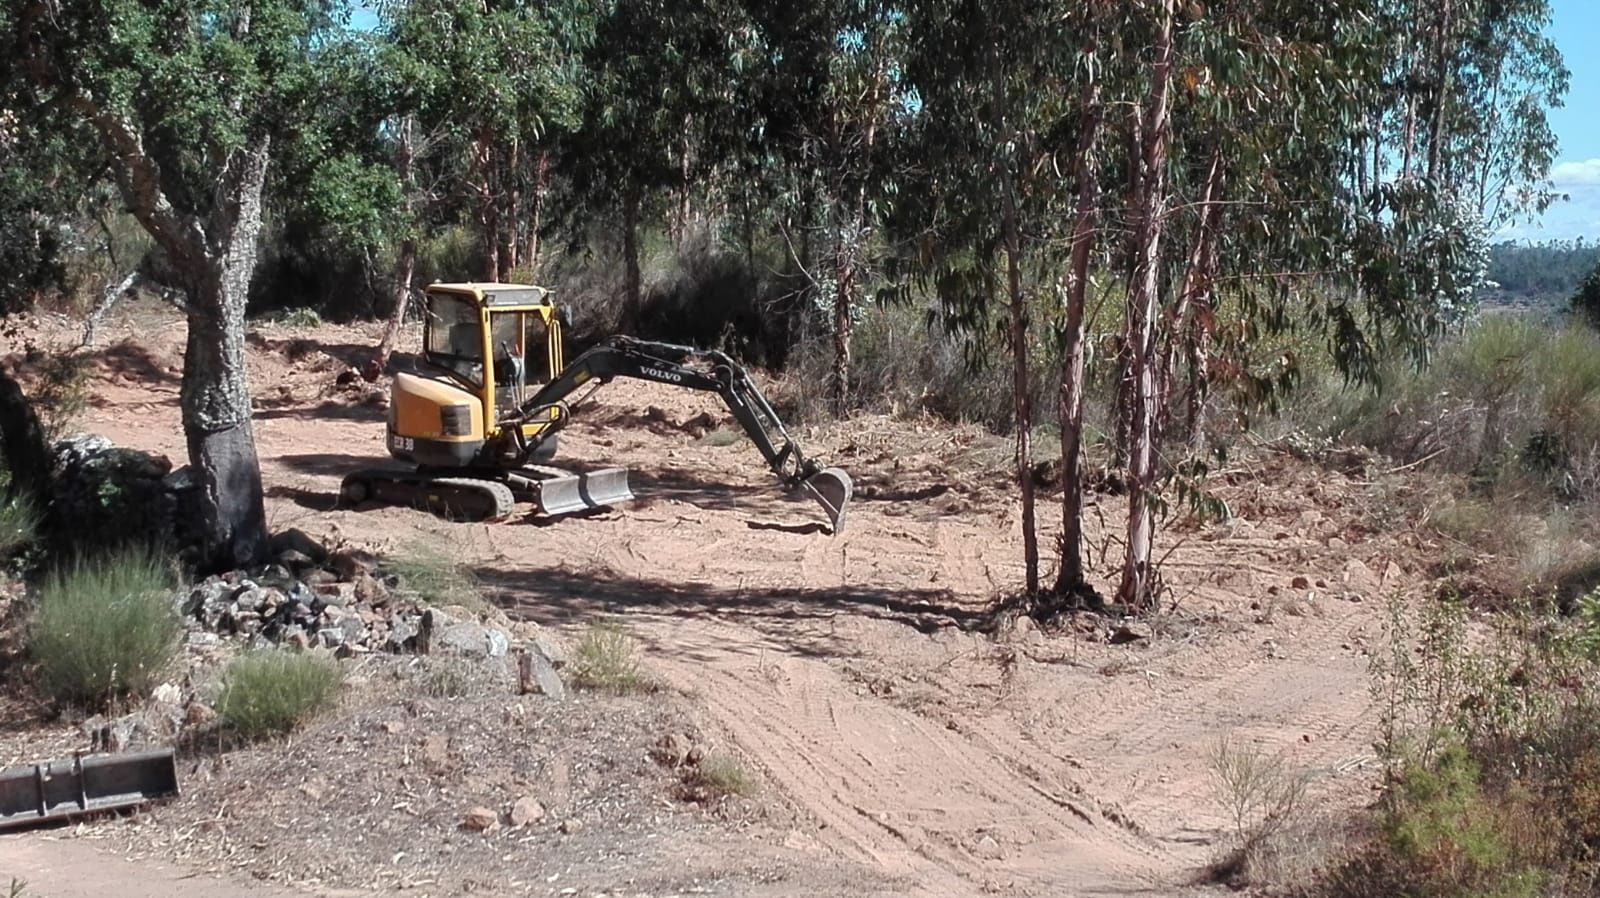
[375,117,416,372]
[1117,0,1175,611]
[1159,146,1224,446]
[830,219,855,416]
[621,187,643,333]
[1001,183,1038,596]
[1053,82,1103,604]
[528,151,549,273]
[375,237,416,371]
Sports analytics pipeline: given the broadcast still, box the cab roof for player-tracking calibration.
[426,282,552,307]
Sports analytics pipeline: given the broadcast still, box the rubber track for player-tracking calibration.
[427,477,515,521]
[352,471,516,522]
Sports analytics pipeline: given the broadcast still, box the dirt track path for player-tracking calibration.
[24,311,1410,896]
[3,838,318,898]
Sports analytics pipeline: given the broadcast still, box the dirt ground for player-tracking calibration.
[3,302,1431,896]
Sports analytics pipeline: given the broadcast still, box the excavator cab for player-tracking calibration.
[345,282,851,531]
[389,283,567,469]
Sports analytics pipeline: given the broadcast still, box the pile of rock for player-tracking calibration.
[176,529,525,664]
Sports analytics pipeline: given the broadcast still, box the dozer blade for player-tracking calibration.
[801,467,853,534]
[535,467,634,517]
[0,749,178,831]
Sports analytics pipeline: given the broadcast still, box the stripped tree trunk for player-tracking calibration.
[375,237,416,372]
[528,151,549,273]
[621,186,642,333]
[1053,80,1103,604]
[1117,0,1175,611]
[180,139,272,570]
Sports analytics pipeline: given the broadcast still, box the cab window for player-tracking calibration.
[423,294,483,386]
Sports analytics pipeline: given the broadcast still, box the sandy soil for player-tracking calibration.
[2,301,1427,896]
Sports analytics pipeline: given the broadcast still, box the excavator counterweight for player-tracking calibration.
[342,283,852,532]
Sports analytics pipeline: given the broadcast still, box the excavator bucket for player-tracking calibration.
[534,467,634,517]
[801,467,853,534]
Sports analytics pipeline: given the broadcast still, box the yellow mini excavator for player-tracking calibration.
[339,282,852,531]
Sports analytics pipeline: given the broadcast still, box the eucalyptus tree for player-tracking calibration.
[567,0,758,332]
[1365,0,1565,226]
[1100,0,1526,609]
[900,0,1111,599]
[381,0,585,283]
[8,0,355,569]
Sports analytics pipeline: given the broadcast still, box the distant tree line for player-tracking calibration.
[1485,240,1600,305]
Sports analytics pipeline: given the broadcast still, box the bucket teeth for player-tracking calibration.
[801,467,853,534]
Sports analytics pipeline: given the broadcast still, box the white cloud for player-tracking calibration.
[1550,158,1600,188]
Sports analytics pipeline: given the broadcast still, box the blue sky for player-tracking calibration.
[1507,0,1600,242]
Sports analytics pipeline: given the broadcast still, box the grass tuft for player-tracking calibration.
[387,542,485,611]
[259,307,324,328]
[28,548,180,708]
[413,656,482,698]
[688,753,756,798]
[0,491,39,560]
[570,619,652,694]
[218,650,343,739]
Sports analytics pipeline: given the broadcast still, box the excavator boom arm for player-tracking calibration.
[516,337,851,531]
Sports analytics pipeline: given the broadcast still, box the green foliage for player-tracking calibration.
[218,649,343,739]
[0,495,39,561]
[571,619,651,694]
[29,352,94,440]
[1326,594,1600,896]
[1570,261,1600,330]
[255,307,323,328]
[1290,317,1600,495]
[28,549,180,708]
[1488,240,1600,309]
[1359,745,1543,898]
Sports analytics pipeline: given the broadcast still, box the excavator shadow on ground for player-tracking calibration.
[480,565,989,660]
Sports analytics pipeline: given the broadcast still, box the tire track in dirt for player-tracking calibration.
[1058,605,1379,862]
[637,613,1172,897]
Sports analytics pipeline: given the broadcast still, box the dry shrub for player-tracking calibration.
[680,753,756,800]
[218,649,343,740]
[387,542,485,612]
[1318,595,1600,897]
[1205,736,1313,888]
[571,619,653,694]
[28,548,180,709]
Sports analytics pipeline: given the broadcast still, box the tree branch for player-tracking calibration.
[69,92,206,263]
